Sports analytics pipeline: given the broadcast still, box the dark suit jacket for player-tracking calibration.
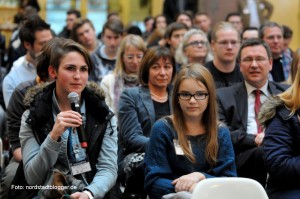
[117,86,172,173]
[217,81,288,155]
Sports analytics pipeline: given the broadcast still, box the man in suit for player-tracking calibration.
[217,38,288,186]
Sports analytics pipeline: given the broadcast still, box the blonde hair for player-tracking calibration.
[211,21,239,41]
[172,63,218,166]
[114,34,146,76]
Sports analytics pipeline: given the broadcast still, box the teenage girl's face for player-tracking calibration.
[50,51,89,98]
[178,78,209,121]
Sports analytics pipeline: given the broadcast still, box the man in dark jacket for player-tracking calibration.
[217,38,288,186]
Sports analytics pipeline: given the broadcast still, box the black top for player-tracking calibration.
[270,57,284,82]
[205,61,244,89]
[7,79,37,152]
[153,100,171,121]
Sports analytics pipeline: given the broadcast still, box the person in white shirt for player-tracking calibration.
[2,16,53,107]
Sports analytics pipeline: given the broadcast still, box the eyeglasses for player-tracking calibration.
[178,92,209,100]
[216,40,240,48]
[241,57,269,64]
[124,54,144,62]
[184,40,207,49]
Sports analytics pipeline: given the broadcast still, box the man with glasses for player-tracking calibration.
[216,38,288,186]
[205,22,244,88]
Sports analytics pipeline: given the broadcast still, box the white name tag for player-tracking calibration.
[174,139,184,155]
[70,159,91,175]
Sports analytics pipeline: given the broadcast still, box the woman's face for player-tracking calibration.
[122,46,144,74]
[148,57,173,90]
[178,78,209,121]
[184,34,208,62]
[50,51,89,98]
[177,14,192,28]
[155,16,167,29]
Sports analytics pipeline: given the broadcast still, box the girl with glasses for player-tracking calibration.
[144,63,236,199]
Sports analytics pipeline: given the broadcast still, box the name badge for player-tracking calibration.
[173,139,184,155]
[173,139,192,156]
[70,158,91,175]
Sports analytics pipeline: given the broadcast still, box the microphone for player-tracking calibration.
[67,92,88,148]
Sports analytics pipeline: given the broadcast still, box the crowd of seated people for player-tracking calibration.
[0,1,299,198]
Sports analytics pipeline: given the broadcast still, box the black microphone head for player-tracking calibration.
[68,92,79,103]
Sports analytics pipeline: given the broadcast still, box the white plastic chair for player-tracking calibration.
[191,177,268,199]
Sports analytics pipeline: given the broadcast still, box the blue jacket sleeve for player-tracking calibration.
[264,114,300,182]
[118,88,149,153]
[204,126,237,178]
[144,120,175,198]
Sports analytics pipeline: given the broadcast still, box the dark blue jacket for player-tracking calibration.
[260,98,300,199]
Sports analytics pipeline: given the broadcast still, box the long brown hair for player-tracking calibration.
[172,63,218,166]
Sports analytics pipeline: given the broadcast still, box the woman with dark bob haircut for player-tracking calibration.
[118,46,176,198]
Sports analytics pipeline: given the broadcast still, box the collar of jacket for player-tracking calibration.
[24,81,113,131]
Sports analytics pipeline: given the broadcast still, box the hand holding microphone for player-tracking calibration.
[68,92,88,148]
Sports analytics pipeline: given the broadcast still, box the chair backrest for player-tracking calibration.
[191,177,269,199]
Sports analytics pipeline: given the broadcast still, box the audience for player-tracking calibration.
[92,18,124,84]
[258,59,300,199]
[259,21,291,82]
[118,46,175,198]
[126,25,142,36]
[176,29,212,69]
[100,34,146,114]
[175,11,193,29]
[142,16,154,41]
[147,15,168,47]
[193,12,212,34]
[205,22,244,88]
[217,38,288,186]
[58,9,81,39]
[164,22,189,57]
[6,5,39,71]
[2,16,53,108]
[144,63,236,199]
[71,18,100,53]
[226,12,244,34]
[0,38,57,199]
[282,24,294,59]
[10,38,117,199]
[0,3,299,199]
[241,27,259,42]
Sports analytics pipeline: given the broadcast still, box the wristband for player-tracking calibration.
[83,190,94,199]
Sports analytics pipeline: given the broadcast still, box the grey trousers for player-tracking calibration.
[0,158,19,199]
